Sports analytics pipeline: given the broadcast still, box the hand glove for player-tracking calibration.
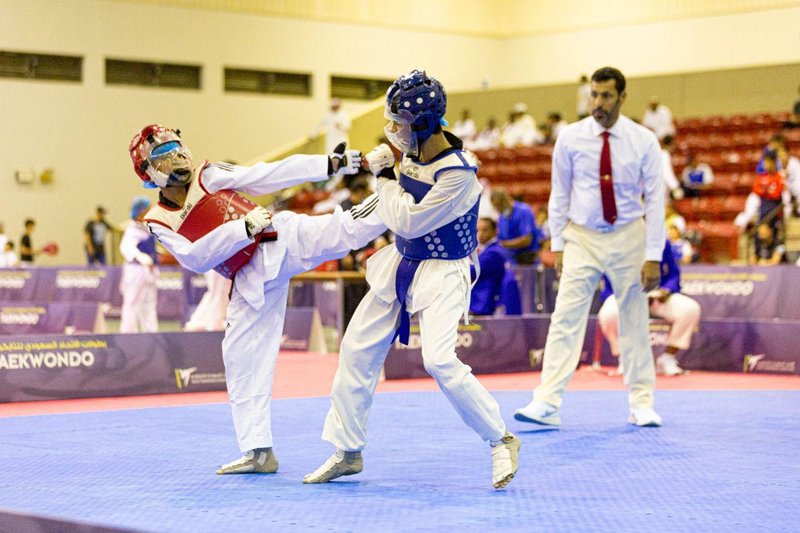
[244,206,273,239]
[671,187,685,200]
[365,143,396,176]
[328,142,362,176]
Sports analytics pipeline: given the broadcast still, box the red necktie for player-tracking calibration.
[600,131,617,224]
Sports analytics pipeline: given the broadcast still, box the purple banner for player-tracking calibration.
[535,265,800,319]
[289,281,340,327]
[281,307,323,352]
[155,268,186,320]
[184,271,209,307]
[680,265,800,320]
[0,307,323,403]
[511,265,537,314]
[385,315,602,379]
[51,268,121,304]
[0,302,102,335]
[386,315,800,379]
[0,332,226,402]
[0,269,56,301]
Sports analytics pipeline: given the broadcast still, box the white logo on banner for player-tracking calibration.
[682,280,754,297]
[743,353,795,374]
[744,354,765,372]
[175,367,198,388]
[55,273,102,289]
[0,351,95,370]
[174,366,225,389]
[157,274,183,291]
[0,274,28,289]
[0,309,44,325]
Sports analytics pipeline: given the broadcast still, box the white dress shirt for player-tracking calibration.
[549,115,665,261]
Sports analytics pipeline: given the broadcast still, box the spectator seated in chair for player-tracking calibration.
[597,240,701,377]
[470,218,520,316]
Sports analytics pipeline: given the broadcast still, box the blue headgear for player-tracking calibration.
[130,195,152,219]
[384,70,447,156]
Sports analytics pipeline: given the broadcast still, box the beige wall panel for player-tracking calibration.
[505,0,800,36]
[499,7,800,88]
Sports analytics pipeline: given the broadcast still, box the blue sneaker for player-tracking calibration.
[514,399,561,426]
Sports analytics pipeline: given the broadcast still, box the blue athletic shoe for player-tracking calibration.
[514,399,561,426]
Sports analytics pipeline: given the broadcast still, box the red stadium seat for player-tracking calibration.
[688,221,740,262]
[706,173,735,196]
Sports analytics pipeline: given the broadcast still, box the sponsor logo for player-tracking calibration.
[743,353,796,374]
[529,348,544,368]
[190,275,208,289]
[0,271,31,289]
[156,272,183,290]
[174,367,225,389]
[0,350,95,371]
[179,202,194,220]
[0,306,46,325]
[56,270,105,289]
[175,367,197,389]
[682,276,756,297]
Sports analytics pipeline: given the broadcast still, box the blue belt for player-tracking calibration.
[393,257,421,345]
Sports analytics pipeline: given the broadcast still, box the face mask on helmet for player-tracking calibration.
[129,125,194,189]
[383,70,447,158]
[147,140,194,188]
[384,106,419,157]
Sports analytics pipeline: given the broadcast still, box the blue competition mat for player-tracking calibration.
[1,390,799,532]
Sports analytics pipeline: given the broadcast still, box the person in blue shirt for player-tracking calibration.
[597,240,701,376]
[470,217,520,315]
[490,189,540,265]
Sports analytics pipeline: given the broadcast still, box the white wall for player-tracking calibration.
[0,0,502,264]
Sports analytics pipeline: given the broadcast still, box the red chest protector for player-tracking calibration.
[145,164,277,279]
[752,172,784,201]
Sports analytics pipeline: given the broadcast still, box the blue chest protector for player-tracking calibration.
[392,149,479,344]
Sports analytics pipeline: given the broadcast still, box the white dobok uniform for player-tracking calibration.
[119,219,159,333]
[598,293,701,356]
[321,142,507,452]
[146,157,385,453]
[184,271,231,332]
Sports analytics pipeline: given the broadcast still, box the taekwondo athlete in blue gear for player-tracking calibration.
[119,195,159,333]
[305,70,520,490]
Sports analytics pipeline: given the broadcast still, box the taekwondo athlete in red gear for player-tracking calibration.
[129,125,386,475]
[304,71,521,490]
